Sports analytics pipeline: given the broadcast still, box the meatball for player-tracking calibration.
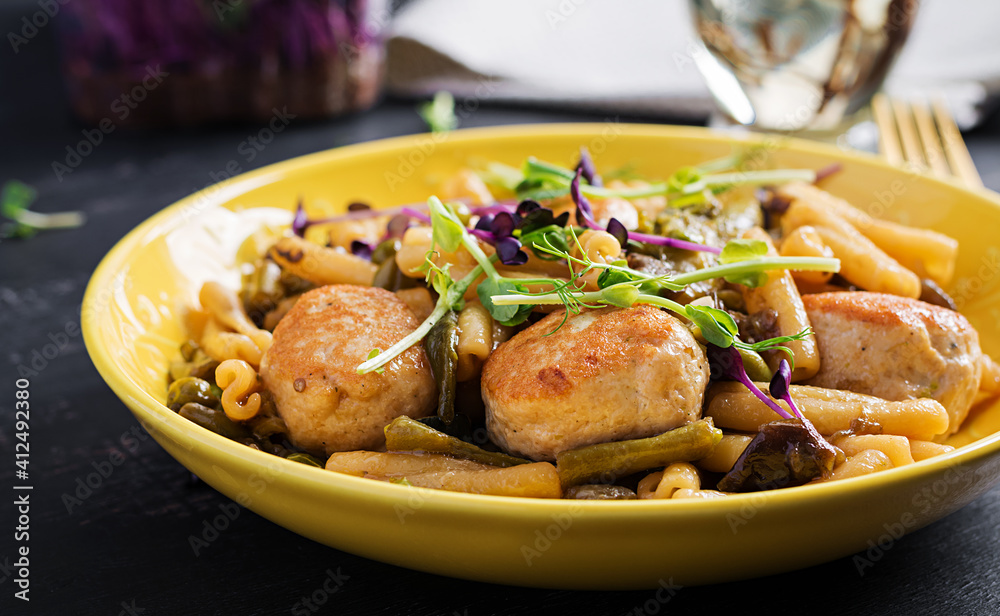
[802,292,981,434]
[482,304,709,461]
[260,285,436,455]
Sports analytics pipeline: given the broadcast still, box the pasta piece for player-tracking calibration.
[325,216,388,251]
[776,182,957,286]
[779,225,835,285]
[781,200,921,298]
[263,296,299,331]
[980,356,1000,393]
[740,227,819,380]
[637,471,664,500]
[395,287,435,321]
[199,281,272,352]
[325,451,561,498]
[605,179,667,220]
[671,488,728,500]
[215,359,262,421]
[456,301,494,382]
[908,440,955,462]
[705,382,950,441]
[440,169,495,205]
[653,462,700,499]
[830,434,915,468]
[828,449,894,481]
[200,318,263,367]
[697,434,754,473]
[269,235,377,286]
[395,226,480,280]
[572,230,623,291]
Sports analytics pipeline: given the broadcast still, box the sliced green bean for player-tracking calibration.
[384,416,530,468]
[425,310,459,423]
[178,403,251,441]
[286,452,324,467]
[556,418,722,488]
[166,377,219,411]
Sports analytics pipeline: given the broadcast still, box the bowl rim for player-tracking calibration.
[82,121,1000,522]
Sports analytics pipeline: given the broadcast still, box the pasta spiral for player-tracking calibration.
[216,359,262,421]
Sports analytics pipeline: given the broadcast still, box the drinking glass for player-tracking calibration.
[688,0,918,132]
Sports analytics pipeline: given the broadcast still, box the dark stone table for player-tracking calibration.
[2,2,999,614]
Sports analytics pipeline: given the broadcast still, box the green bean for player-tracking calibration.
[556,418,722,488]
[166,377,220,411]
[738,347,773,382]
[169,349,219,382]
[564,484,637,500]
[286,452,324,467]
[384,416,530,468]
[178,403,252,441]
[241,259,284,326]
[425,310,459,424]
[372,240,419,292]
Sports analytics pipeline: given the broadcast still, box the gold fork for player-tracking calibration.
[871,93,983,188]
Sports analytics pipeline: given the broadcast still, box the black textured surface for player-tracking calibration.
[2,2,1000,615]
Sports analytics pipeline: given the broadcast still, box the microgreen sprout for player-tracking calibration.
[769,358,805,420]
[515,156,818,205]
[1,180,85,240]
[419,91,458,134]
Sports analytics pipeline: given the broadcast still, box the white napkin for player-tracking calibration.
[386,0,1000,128]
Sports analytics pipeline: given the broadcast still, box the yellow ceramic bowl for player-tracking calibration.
[83,124,1000,590]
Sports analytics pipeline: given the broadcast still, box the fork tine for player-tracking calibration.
[932,99,984,188]
[872,93,904,166]
[911,103,950,177]
[890,98,926,170]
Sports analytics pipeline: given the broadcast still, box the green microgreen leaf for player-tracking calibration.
[684,304,739,348]
[419,91,457,133]
[600,284,640,308]
[427,196,464,253]
[478,278,529,323]
[719,239,769,264]
[366,349,386,374]
[477,162,524,192]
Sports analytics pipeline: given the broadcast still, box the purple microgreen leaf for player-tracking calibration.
[769,359,792,400]
[469,203,518,216]
[769,358,805,420]
[516,199,542,217]
[350,240,374,260]
[469,227,495,243]
[400,207,432,225]
[577,147,603,187]
[347,201,372,212]
[385,214,411,240]
[292,199,309,237]
[475,214,495,232]
[814,163,842,183]
[606,217,629,246]
[496,237,528,265]
[491,212,518,239]
[569,168,600,229]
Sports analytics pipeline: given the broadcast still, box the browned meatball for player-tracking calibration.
[802,292,981,434]
[260,285,436,455]
[482,305,709,461]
